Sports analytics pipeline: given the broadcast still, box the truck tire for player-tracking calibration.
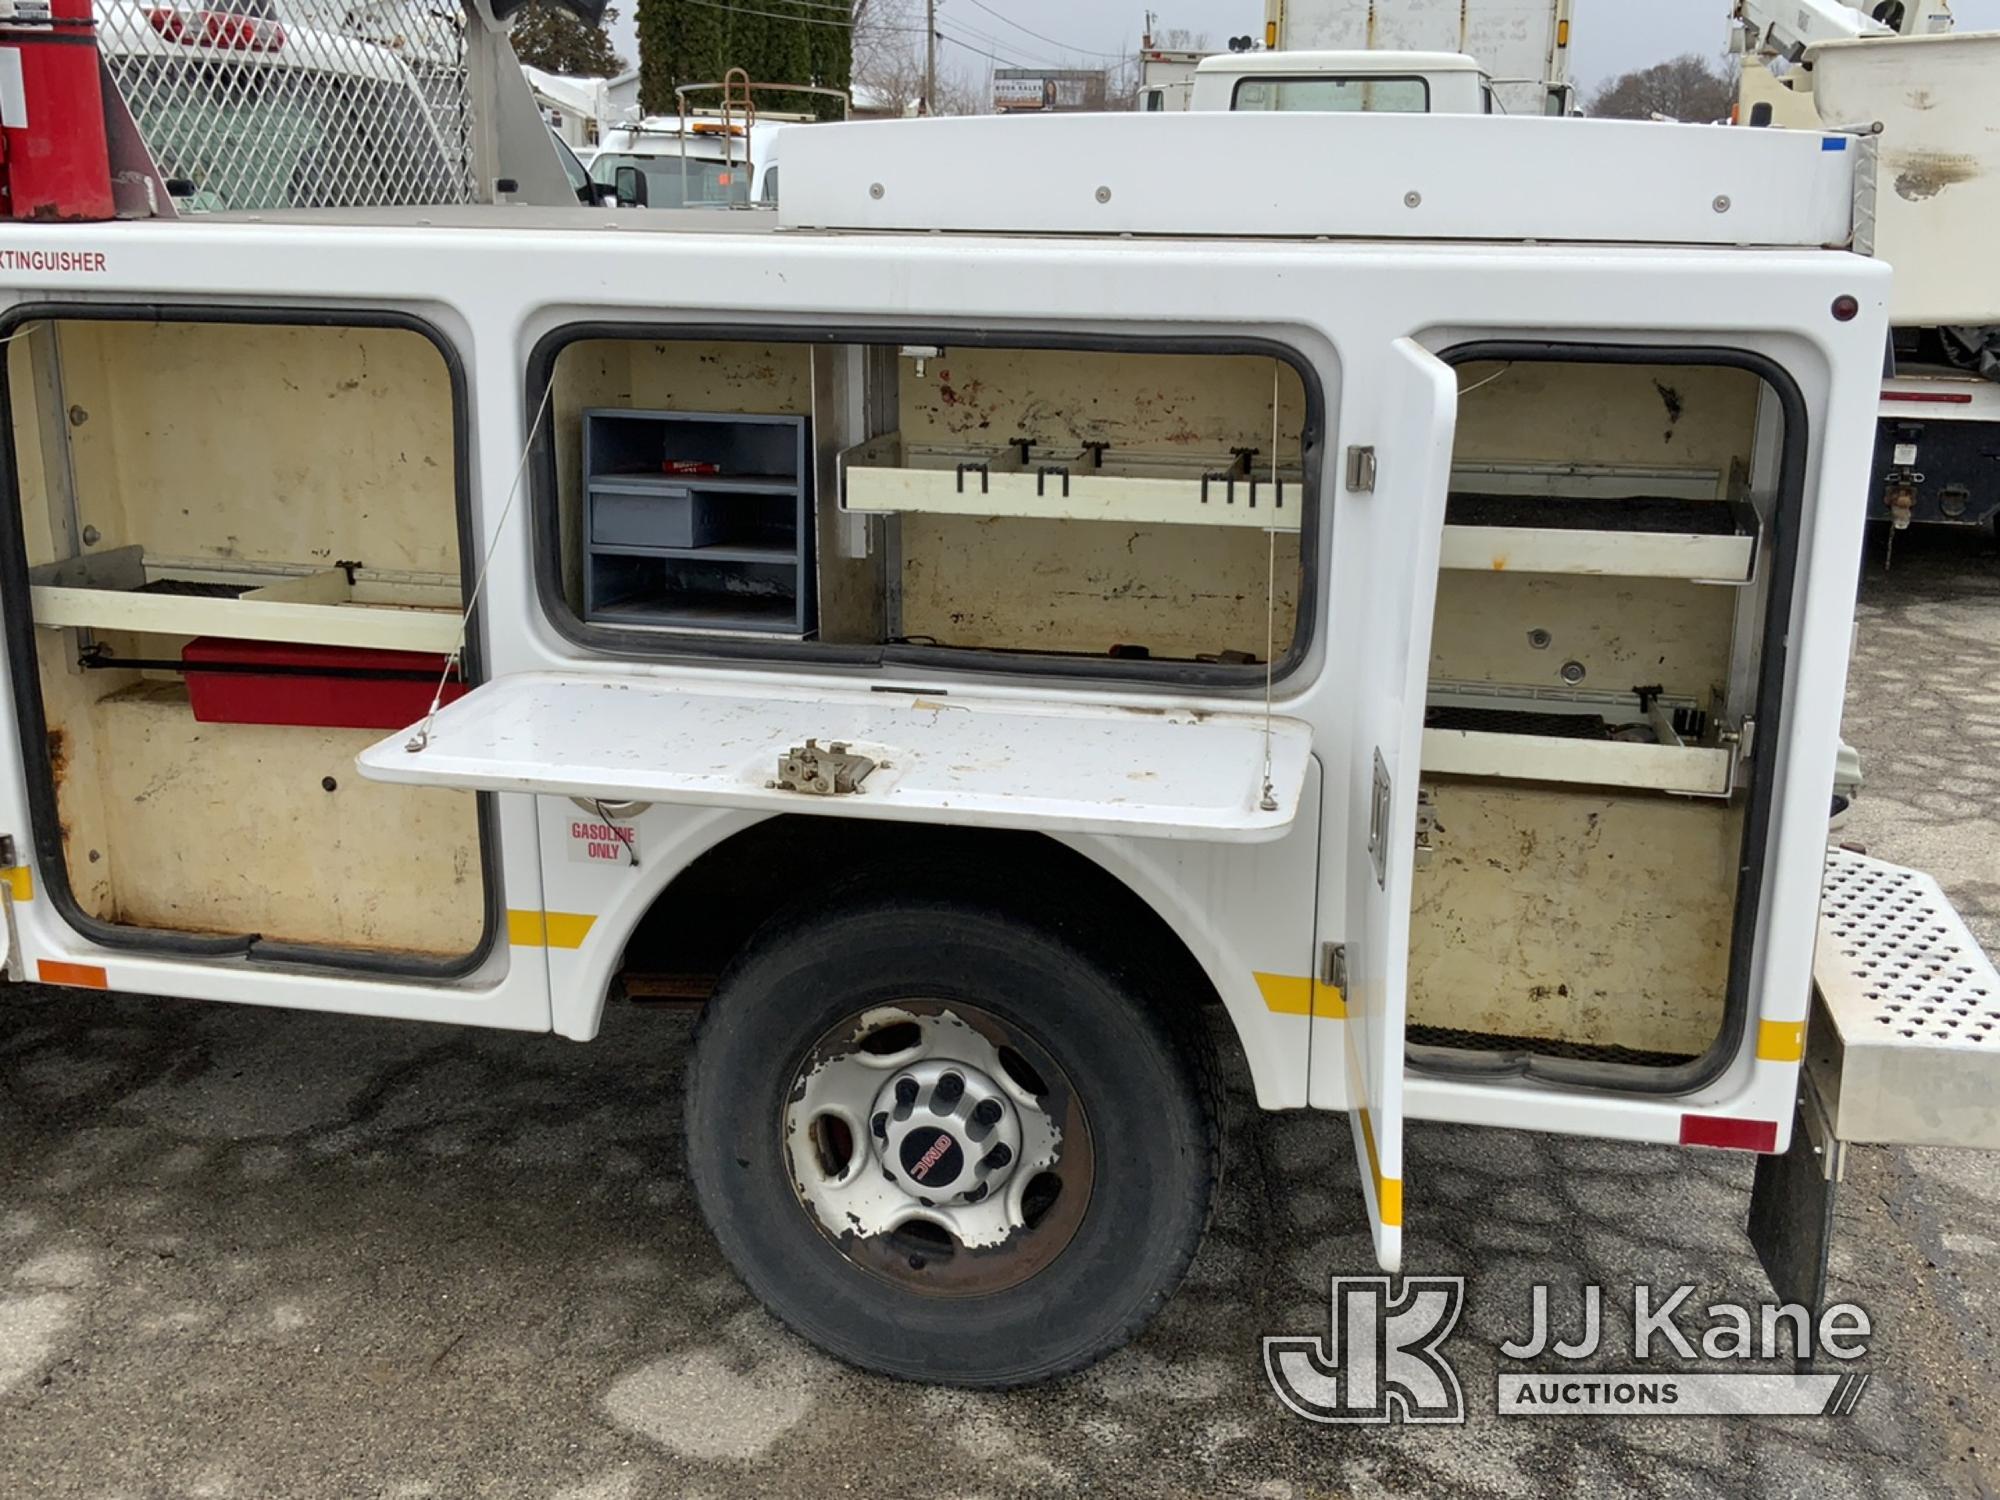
[683,890,1220,1388]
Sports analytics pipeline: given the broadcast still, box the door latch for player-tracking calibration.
[1367,749,1392,887]
[1345,445,1377,493]
[771,739,876,796]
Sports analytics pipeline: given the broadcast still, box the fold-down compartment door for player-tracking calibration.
[1339,339,1458,1273]
[356,676,1314,843]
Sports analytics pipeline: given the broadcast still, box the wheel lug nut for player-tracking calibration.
[894,1078,918,1108]
[971,1098,1003,1128]
[963,1182,989,1203]
[982,1143,1012,1170]
[934,1072,965,1107]
[871,1111,888,1140]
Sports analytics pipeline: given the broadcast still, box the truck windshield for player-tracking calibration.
[590,151,749,207]
[1231,76,1431,113]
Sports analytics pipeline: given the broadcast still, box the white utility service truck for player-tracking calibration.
[1194,0,1573,115]
[0,103,1996,1389]
[1734,0,2000,538]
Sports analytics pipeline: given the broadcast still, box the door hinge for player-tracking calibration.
[770,739,877,796]
[1321,941,1347,991]
[1345,445,1377,493]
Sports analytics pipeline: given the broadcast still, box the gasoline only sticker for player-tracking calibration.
[569,817,637,865]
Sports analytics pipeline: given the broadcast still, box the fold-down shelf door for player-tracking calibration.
[355,674,1315,843]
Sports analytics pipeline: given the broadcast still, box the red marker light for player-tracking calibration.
[1881,390,1974,404]
[1831,295,1860,322]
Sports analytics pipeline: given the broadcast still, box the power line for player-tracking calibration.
[677,0,864,30]
[954,0,1128,60]
[937,29,1032,69]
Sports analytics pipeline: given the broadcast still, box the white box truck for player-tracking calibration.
[1194,0,1574,115]
[1735,0,2000,538]
[0,104,1994,1389]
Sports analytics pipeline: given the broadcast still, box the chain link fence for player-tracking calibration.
[98,0,479,211]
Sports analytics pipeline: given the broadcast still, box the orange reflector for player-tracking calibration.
[718,171,732,185]
[1556,17,1569,45]
[1265,19,1276,47]
[38,959,108,989]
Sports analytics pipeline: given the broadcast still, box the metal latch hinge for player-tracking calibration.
[1717,716,1755,790]
[1321,941,1347,991]
[0,833,21,983]
[1414,785,1438,869]
[1345,445,1377,492]
[771,739,877,796]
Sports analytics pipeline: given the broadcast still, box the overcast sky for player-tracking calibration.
[605,0,2000,94]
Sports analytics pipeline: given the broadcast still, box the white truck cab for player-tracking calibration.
[1191,49,1489,114]
[0,109,1994,1389]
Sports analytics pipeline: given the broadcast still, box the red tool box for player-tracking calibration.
[181,638,466,730]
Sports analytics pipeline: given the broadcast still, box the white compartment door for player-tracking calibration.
[1342,339,1458,1273]
[355,676,1315,843]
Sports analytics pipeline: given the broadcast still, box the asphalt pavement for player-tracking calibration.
[0,527,1995,1499]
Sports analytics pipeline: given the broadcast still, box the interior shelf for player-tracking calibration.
[1419,691,1735,797]
[582,409,812,636]
[1439,492,1757,583]
[27,547,463,653]
[841,435,1305,531]
[589,473,800,497]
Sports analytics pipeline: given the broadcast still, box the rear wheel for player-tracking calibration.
[684,892,1219,1388]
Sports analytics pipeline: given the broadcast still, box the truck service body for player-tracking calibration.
[0,106,1995,1386]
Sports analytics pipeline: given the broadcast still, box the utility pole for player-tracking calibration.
[924,0,938,114]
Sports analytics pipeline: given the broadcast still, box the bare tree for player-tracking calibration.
[851,0,986,114]
[1587,53,1739,122]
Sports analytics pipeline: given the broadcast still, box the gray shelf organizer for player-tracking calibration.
[582,408,813,635]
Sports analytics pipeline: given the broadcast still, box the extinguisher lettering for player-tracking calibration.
[0,249,107,273]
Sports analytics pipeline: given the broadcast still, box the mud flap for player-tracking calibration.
[1747,1085,1842,1372]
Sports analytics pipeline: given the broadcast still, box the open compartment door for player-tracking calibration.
[356,677,1314,843]
[1343,340,1458,1272]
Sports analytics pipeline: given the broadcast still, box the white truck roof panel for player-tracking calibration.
[1196,50,1483,75]
[777,113,1857,246]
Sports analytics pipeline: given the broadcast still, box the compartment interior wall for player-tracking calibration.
[9,320,482,958]
[1412,360,1767,1062]
[894,346,1309,658]
[549,338,1313,664]
[1410,781,1742,1057]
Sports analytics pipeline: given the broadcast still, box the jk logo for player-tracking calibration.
[1264,1276,1467,1424]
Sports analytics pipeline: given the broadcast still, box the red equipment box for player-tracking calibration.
[181,638,466,731]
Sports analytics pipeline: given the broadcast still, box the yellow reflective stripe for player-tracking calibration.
[507,909,598,949]
[3,866,31,902]
[1253,971,1348,1019]
[1358,1105,1403,1228]
[1757,1019,1806,1063]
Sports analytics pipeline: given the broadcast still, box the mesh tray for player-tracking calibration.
[1406,1022,1698,1069]
[1446,493,1740,535]
[1423,704,1612,739]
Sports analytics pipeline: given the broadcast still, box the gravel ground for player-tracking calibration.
[0,529,1995,1499]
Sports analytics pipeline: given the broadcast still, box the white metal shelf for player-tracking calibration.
[1419,684,1735,797]
[1438,524,1754,583]
[841,436,1303,532]
[1420,727,1733,796]
[27,547,463,653]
